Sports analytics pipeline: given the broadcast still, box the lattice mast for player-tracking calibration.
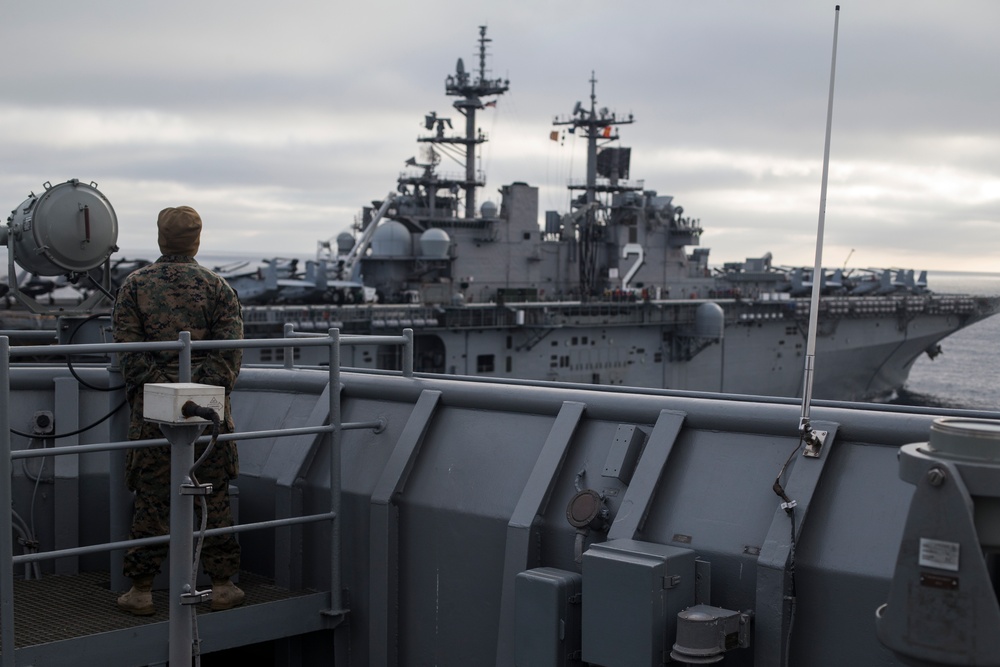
[438,26,509,219]
[553,73,635,295]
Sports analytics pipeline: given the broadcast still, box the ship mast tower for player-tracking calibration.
[553,73,637,296]
[426,25,509,220]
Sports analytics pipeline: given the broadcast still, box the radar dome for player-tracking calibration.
[336,232,355,254]
[480,200,498,218]
[370,221,411,257]
[419,228,450,259]
[694,302,725,339]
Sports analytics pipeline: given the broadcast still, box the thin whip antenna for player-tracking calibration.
[799,5,840,451]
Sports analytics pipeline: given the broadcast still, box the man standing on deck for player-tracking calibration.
[112,206,244,615]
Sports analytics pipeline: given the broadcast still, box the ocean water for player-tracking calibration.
[894,271,1000,411]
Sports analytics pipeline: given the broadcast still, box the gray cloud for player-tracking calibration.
[2,0,998,272]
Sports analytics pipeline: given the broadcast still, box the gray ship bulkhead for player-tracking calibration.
[3,345,999,665]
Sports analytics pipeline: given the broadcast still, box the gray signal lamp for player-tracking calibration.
[2,179,119,313]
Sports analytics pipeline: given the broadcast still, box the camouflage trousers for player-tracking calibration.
[123,430,240,581]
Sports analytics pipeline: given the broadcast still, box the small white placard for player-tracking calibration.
[919,538,960,572]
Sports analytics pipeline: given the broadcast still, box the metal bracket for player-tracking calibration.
[16,537,39,549]
[180,482,214,496]
[321,608,349,630]
[181,589,211,605]
[802,429,828,458]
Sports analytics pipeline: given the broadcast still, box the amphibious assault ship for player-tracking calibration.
[225,27,999,402]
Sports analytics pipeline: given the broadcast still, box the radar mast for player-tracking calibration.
[421,25,509,220]
[553,73,638,296]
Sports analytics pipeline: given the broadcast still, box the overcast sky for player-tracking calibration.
[2,1,998,274]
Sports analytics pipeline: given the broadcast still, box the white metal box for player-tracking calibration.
[143,382,225,424]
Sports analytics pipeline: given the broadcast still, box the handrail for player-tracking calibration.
[0,327,414,666]
[13,512,338,565]
[282,322,414,375]
[9,419,385,460]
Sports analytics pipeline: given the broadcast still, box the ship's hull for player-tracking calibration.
[241,294,997,402]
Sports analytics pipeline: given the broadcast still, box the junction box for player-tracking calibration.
[143,382,224,424]
[582,539,696,667]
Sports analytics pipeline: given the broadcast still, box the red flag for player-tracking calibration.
[549,131,559,141]
[602,126,612,138]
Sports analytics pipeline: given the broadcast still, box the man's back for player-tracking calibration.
[116,256,241,342]
[113,254,243,437]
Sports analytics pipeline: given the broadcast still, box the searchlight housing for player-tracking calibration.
[2,179,119,314]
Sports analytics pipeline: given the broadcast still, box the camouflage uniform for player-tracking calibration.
[113,255,243,580]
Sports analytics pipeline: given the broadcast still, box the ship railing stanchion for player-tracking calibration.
[402,328,414,377]
[179,331,192,383]
[169,331,201,664]
[284,323,296,369]
[0,337,15,667]
[107,348,131,593]
[327,328,345,618]
[166,421,206,666]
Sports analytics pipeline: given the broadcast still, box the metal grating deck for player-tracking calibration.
[3,571,315,650]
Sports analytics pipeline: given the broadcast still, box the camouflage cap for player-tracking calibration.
[157,206,202,257]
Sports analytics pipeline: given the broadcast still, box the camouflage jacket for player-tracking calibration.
[113,256,243,481]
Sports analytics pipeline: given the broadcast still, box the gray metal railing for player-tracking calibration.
[0,327,414,667]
